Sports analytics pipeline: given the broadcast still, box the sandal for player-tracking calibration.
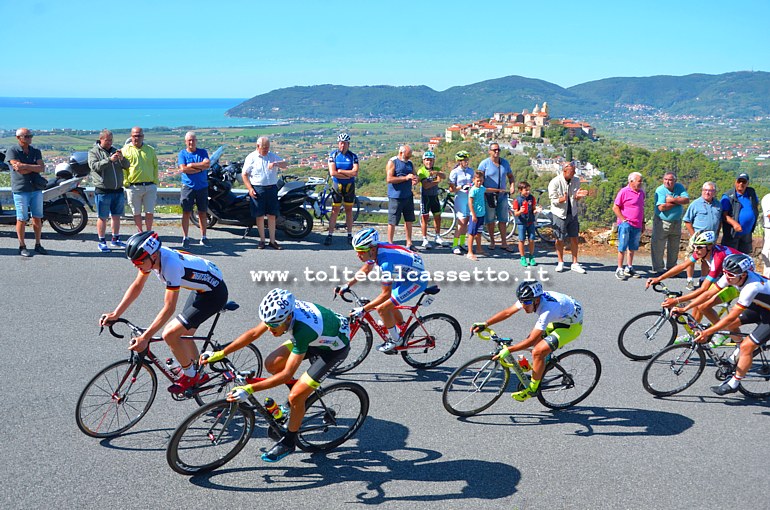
[268,242,283,250]
[257,241,265,249]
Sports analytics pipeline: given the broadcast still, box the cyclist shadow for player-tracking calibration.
[455,406,695,437]
[332,366,455,385]
[189,416,522,503]
[657,394,770,409]
[97,427,173,452]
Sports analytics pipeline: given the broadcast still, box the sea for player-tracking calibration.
[0,97,275,131]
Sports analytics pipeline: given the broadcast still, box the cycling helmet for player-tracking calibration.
[337,133,351,142]
[423,150,436,160]
[352,228,380,252]
[259,288,295,324]
[455,150,470,161]
[722,253,754,276]
[125,231,161,262]
[516,280,544,301]
[692,231,716,245]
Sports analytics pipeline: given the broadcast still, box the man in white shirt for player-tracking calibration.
[242,136,288,249]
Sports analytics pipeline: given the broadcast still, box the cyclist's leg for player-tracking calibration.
[167,284,228,367]
[377,281,427,349]
[342,184,355,233]
[535,322,583,382]
[288,347,348,431]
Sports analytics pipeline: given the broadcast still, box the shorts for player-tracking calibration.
[176,281,228,330]
[249,185,279,217]
[485,194,510,224]
[454,193,469,219]
[420,194,441,216]
[468,215,485,235]
[388,197,416,225]
[517,223,536,241]
[735,308,770,345]
[280,340,350,388]
[390,278,428,305]
[12,190,43,220]
[553,214,579,240]
[180,186,208,213]
[95,190,125,219]
[126,183,157,216]
[331,181,356,206]
[617,221,641,252]
[543,321,583,351]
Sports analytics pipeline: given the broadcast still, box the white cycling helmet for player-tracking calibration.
[337,133,351,142]
[259,288,295,324]
[352,228,379,252]
[692,231,716,245]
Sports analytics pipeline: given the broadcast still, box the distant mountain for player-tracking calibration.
[227,71,770,120]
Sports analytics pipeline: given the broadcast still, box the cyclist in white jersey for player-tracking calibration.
[100,231,227,392]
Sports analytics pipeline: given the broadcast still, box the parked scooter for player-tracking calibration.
[191,146,314,239]
[0,150,93,236]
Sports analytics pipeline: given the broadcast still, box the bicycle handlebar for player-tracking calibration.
[651,281,683,298]
[100,317,145,339]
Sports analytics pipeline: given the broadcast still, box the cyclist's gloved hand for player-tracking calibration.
[471,322,488,334]
[334,284,349,296]
[201,350,225,364]
[350,307,365,319]
[227,385,254,402]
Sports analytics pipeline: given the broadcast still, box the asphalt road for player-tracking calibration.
[2,222,768,510]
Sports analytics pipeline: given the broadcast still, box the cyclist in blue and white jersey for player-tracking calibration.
[336,227,428,353]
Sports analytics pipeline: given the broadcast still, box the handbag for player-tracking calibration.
[32,173,48,191]
[485,193,498,209]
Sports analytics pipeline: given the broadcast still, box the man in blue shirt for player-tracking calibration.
[651,172,689,273]
[178,131,211,248]
[386,145,418,249]
[477,143,516,251]
[720,173,758,254]
[682,181,722,289]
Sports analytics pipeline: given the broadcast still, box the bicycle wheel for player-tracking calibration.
[419,200,457,239]
[331,321,373,375]
[442,355,510,417]
[535,220,557,244]
[76,359,158,438]
[738,346,770,398]
[642,343,706,397]
[166,400,255,475]
[195,344,264,405]
[617,310,678,361]
[537,349,602,409]
[400,312,462,369]
[322,194,361,225]
[296,382,369,452]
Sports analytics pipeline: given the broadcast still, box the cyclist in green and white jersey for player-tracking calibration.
[201,288,350,462]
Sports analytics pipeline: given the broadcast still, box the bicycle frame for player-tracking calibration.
[476,330,532,388]
[349,290,436,352]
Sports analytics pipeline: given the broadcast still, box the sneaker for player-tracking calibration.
[421,238,432,249]
[19,247,32,258]
[529,257,537,267]
[673,334,691,345]
[710,382,739,396]
[167,371,210,393]
[434,234,444,247]
[199,237,212,248]
[571,263,587,274]
[97,241,110,253]
[520,257,528,267]
[377,339,402,354]
[685,280,696,291]
[34,244,48,255]
[261,439,296,462]
[453,247,462,255]
[624,266,639,278]
[615,268,627,280]
[511,386,536,402]
[181,238,191,249]
[109,239,126,248]
[555,262,564,272]
[323,234,332,246]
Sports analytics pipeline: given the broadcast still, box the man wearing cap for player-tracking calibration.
[651,172,689,274]
[548,161,588,273]
[417,150,446,249]
[7,128,47,257]
[720,173,758,254]
[478,142,516,251]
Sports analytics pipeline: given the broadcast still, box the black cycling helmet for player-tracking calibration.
[722,253,754,276]
[125,231,161,262]
[516,280,543,301]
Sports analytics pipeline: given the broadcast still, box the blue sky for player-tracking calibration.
[3,0,768,98]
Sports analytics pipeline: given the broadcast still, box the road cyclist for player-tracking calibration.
[201,287,351,462]
[470,280,584,401]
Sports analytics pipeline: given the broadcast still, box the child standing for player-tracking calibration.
[513,181,539,266]
[467,171,487,261]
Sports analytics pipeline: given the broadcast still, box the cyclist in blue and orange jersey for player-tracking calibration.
[336,227,429,353]
[471,280,584,401]
[100,231,228,393]
[325,133,359,246]
[202,288,350,462]
[677,254,770,395]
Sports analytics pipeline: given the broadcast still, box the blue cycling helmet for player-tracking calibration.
[423,151,435,160]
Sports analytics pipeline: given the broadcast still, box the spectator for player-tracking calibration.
[449,150,474,255]
[478,142,515,252]
[416,150,446,249]
[513,181,538,267]
[242,136,288,250]
[178,131,211,248]
[720,173,758,254]
[7,128,46,257]
[385,145,418,249]
[682,181,722,289]
[762,192,770,277]
[325,133,359,246]
[122,127,159,232]
[613,172,646,280]
[88,129,130,252]
[548,161,588,273]
[466,170,487,261]
[651,172,690,274]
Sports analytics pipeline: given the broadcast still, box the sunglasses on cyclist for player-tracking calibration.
[520,299,534,306]
[693,245,708,251]
[723,271,742,279]
[265,319,285,329]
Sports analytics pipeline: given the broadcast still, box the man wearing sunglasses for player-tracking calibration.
[470,280,583,402]
[7,128,47,257]
[100,231,227,394]
[202,288,350,462]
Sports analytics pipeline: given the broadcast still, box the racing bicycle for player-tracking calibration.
[313,174,362,226]
[166,370,369,475]
[75,302,263,438]
[331,286,462,374]
[442,328,601,416]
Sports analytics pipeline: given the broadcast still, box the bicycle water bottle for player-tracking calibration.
[165,358,182,380]
[264,397,285,421]
[517,355,531,371]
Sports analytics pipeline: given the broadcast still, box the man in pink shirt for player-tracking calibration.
[613,172,646,280]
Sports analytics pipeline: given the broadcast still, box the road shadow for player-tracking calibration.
[97,426,174,452]
[331,366,455,385]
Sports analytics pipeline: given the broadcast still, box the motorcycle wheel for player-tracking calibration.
[48,200,88,236]
[283,208,313,238]
[190,212,218,228]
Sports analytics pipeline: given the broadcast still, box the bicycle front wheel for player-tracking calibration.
[195,344,264,405]
[401,312,462,369]
[618,310,678,361]
[738,346,770,398]
[537,349,601,409]
[331,321,373,375]
[442,355,510,416]
[76,359,158,438]
[166,400,255,475]
[642,343,706,397]
[296,382,369,452]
